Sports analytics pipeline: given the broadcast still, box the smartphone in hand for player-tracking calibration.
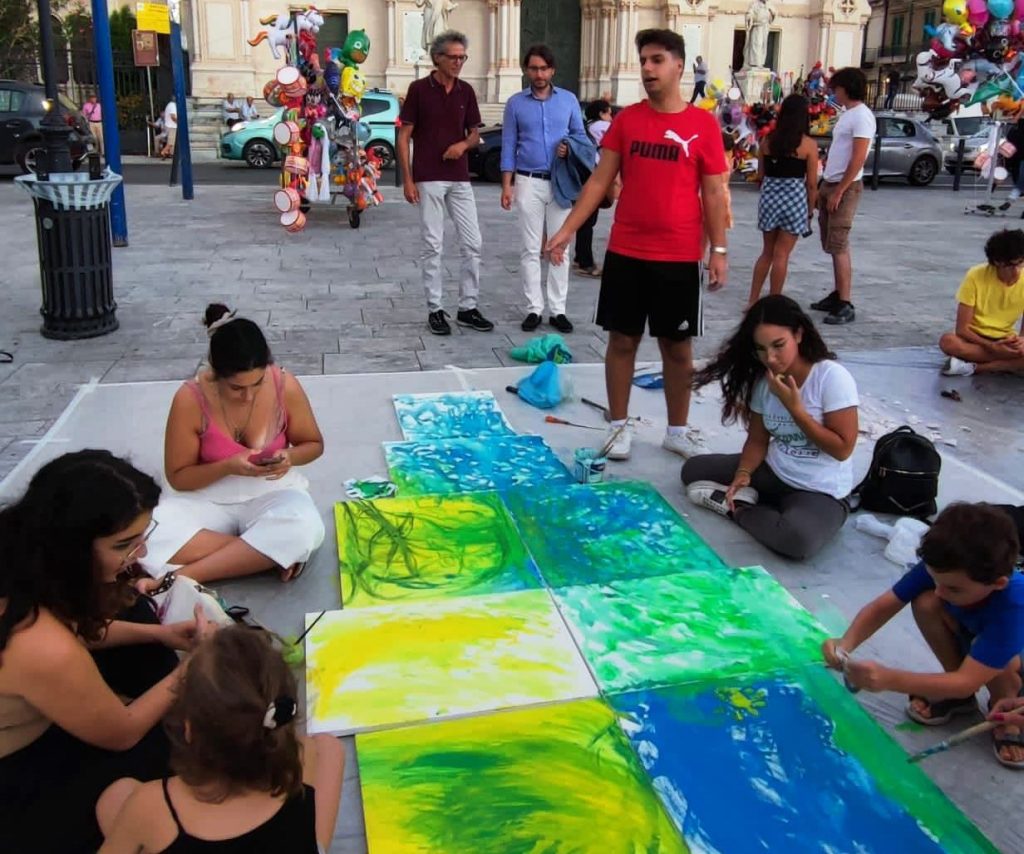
[248,450,282,466]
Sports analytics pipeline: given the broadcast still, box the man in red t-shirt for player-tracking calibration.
[546,29,730,461]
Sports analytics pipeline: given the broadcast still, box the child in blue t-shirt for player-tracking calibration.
[822,502,1024,769]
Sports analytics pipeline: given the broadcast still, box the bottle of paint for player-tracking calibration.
[836,648,861,694]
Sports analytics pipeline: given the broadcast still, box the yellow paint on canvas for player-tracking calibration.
[304,590,597,734]
[357,699,689,853]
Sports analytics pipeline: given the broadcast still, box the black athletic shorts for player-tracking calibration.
[596,250,703,341]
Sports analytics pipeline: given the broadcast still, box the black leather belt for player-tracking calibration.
[516,170,550,180]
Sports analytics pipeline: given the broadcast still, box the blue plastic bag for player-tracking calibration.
[515,360,564,409]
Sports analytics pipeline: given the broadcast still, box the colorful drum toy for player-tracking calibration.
[280,209,306,232]
[276,66,307,99]
[284,155,309,177]
[274,187,302,213]
[273,120,301,145]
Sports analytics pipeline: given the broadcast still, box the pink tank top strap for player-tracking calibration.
[271,365,289,432]
[184,378,212,431]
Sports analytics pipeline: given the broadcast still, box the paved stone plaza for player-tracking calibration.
[0,177,1012,481]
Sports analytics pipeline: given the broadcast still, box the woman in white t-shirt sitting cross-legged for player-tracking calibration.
[682,295,859,560]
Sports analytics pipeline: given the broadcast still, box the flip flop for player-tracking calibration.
[992,727,1024,769]
[906,694,978,726]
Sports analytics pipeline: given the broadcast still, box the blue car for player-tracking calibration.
[221,90,400,169]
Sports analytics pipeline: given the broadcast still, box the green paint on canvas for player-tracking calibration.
[798,667,998,853]
[505,481,727,587]
[335,492,540,607]
[357,698,688,854]
[555,567,828,693]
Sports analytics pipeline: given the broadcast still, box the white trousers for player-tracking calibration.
[417,180,482,313]
[515,174,572,316]
[142,488,325,576]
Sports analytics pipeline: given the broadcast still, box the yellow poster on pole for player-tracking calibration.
[136,2,170,34]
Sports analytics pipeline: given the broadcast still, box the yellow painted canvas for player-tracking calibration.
[304,590,597,735]
[357,698,688,853]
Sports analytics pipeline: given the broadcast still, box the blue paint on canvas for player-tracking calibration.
[393,391,515,442]
[504,481,727,587]
[384,435,573,495]
[612,678,947,853]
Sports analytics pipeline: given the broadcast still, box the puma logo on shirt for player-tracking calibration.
[629,131,700,162]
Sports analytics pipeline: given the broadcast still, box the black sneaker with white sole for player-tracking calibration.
[428,310,452,335]
[456,308,494,332]
[823,301,855,325]
[810,290,841,312]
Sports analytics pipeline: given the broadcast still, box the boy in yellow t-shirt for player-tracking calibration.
[939,229,1024,376]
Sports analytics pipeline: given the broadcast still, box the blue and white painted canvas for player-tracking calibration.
[393,391,514,442]
[384,435,573,495]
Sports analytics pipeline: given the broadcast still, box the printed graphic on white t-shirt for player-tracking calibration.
[750,360,859,499]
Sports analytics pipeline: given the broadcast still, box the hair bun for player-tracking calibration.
[203,303,234,329]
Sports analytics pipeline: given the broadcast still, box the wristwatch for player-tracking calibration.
[711,246,728,255]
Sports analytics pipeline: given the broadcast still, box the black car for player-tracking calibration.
[0,80,94,173]
[468,124,503,182]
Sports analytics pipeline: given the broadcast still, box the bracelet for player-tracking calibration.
[736,467,752,477]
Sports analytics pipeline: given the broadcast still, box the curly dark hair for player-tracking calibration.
[694,295,836,424]
[167,626,303,800]
[0,450,161,649]
[983,229,1024,266]
[919,503,1019,583]
[766,94,809,159]
[829,67,867,102]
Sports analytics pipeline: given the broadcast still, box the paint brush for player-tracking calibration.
[294,609,327,646]
[597,417,631,458]
[906,720,998,764]
[545,415,602,430]
[580,397,609,420]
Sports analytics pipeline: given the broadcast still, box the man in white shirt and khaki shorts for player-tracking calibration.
[811,67,875,326]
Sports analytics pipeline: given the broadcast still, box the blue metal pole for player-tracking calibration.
[89,0,128,245]
[169,1,193,200]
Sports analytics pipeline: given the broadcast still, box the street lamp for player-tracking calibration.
[35,0,73,175]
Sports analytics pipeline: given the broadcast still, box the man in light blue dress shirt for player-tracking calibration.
[500,44,585,333]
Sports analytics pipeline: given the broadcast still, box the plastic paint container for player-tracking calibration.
[573,448,606,484]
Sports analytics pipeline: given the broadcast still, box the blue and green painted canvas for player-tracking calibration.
[392,391,514,442]
[505,481,727,586]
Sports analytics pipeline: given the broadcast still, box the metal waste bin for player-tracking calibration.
[15,170,123,340]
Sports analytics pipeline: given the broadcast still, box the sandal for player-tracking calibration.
[992,727,1024,769]
[906,694,978,726]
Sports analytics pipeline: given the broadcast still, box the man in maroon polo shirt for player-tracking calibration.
[398,30,494,336]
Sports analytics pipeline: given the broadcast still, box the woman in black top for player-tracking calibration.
[98,626,345,853]
[748,94,820,308]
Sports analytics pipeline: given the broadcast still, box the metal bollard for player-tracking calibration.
[952,138,966,192]
[870,127,882,191]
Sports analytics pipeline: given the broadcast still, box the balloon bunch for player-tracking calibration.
[252,9,381,231]
[913,0,1024,118]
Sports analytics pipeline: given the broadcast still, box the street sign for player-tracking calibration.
[136,2,170,35]
[132,29,160,66]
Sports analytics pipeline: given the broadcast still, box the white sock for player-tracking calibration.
[610,419,628,429]
[666,424,688,437]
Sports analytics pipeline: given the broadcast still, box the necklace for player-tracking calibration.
[218,387,258,443]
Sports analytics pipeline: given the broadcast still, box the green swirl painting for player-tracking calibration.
[357,698,688,854]
[335,492,541,608]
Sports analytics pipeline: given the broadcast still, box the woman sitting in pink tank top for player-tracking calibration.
[139,304,325,585]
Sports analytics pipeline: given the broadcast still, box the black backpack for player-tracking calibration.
[852,426,941,519]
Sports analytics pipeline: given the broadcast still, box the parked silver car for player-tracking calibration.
[817,113,942,186]
[943,128,997,175]
[866,113,944,186]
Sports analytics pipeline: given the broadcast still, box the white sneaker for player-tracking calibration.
[1010,189,1022,201]
[941,356,976,377]
[662,427,706,458]
[686,480,759,517]
[603,423,633,460]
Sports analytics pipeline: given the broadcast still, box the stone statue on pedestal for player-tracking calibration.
[416,0,459,52]
[743,0,777,69]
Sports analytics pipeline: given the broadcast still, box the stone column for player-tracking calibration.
[493,0,522,101]
[610,0,641,104]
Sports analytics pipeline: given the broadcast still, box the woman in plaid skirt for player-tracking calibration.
[747,95,819,308]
